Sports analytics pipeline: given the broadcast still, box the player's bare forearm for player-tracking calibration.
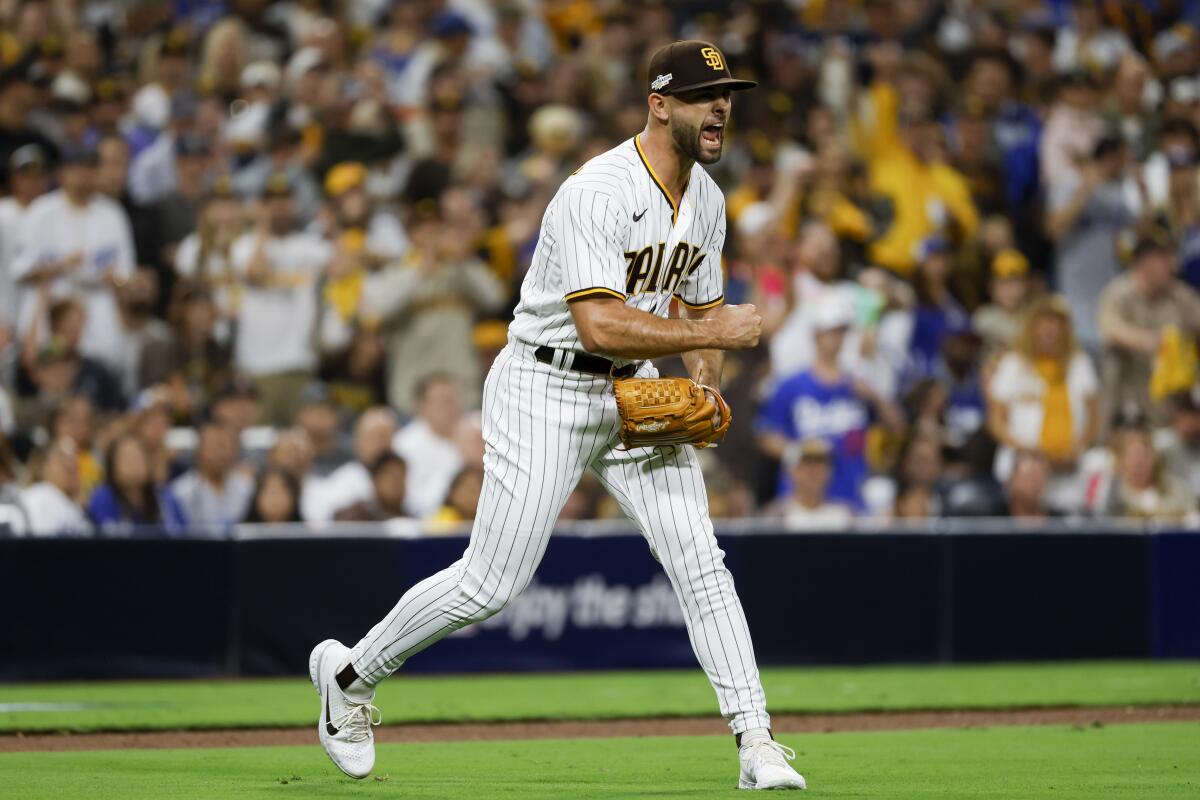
[570,297,761,360]
[682,304,725,385]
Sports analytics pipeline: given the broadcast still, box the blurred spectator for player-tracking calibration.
[1040,71,1105,188]
[1156,388,1200,498]
[762,438,854,530]
[112,267,175,399]
[87,435,185,535]
[132,393,178,485]
[268,426,316,485]
[360,205,505,413]
[172,179,243,343]
[893,482,936,520]
[50,395,103,502]
[15,296,124,428]
[244,467,303,524]
[1046,134,1138,353]
[1105,53,1157,162]
[303,406,396,523]
[973,248,1032,359]
[0,431,28,534]
[152,134,216,270]
[1125,117,1199,221]
[229,172,331,425]
[987,296,1100,512]
[1105,426,1197,519]
[21,438,89,536]
[0,63,59,184]
[232,126,321,224]
[429,465,484,526]
[12,144,135,374]
[152,287,234,425]
[907,237,972,386]
[769,222,906,398]
[294,387,345,474]
[758,299,904,510]
[392,374,465,518]
[1004,449,1054,521]
[0,144,50,332]
[318,162,408,267]
[866,108,979,278]
[333,452,410,522]
[961,49,1042,226]
[169,422,254,528]
[1052,4,1131,76]
[208,378,262,435]
[936,331,988,458]
[1098,233,1200,429]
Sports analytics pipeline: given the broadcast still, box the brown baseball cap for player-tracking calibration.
[647,40,757,96]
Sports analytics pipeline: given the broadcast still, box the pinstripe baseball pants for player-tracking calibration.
[349,339,771,734]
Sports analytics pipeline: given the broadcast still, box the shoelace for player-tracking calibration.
[332,702,382,743]
[748,740,798,768]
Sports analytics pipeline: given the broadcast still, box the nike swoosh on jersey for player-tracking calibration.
[633,209,647,222]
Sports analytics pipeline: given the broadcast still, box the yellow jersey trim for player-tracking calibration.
[634,134,679,224]
[674,294,724,310]
[565,287,627,303]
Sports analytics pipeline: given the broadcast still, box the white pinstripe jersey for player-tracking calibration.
[509,136,726,363]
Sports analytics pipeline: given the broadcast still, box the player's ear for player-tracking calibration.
[647,93,670,125]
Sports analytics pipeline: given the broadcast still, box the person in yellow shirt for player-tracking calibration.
[868,109,980,278]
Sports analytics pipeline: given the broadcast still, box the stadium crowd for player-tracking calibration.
[4,0,1200,536]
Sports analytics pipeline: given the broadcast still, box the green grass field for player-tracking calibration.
[2,662,1199,799]
[2,725,1198,799]
[2,661,1198,733]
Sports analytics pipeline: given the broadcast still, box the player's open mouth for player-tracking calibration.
[701,123,724,145]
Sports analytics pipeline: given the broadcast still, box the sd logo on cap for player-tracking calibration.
[646,40,757,96]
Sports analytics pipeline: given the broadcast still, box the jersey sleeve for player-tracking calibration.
[674,195,725,310]
[556,188,629,303]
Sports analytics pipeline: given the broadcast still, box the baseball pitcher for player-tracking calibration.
[310,40,806,791]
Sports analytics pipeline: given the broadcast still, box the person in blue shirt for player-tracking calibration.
[88,434,186,535]
[906,236,971,389]
[757,299,905,509]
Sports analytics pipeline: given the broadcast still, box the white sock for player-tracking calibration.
[740,727,772,749]
[338,658,376,702]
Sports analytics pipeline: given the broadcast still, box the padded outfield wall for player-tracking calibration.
[1,522,1197,680]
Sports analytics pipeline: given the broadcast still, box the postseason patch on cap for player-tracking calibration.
[651,73,672,92]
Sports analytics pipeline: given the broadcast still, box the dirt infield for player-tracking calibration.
[2,705,1198,753]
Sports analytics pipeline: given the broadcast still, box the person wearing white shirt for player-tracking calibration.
[762,438,855,531]
[11,145,136,375]
[21,438,91,537]
[391,375,464,519]
[170,422,255,530]
[302,407,397,524]
[229,172,333,425]
[769,223,908,399]
[0,144,50,331]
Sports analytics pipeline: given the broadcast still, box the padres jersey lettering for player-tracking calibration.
[509,136,726,359]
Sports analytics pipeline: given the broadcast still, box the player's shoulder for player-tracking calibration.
[558,139,640,203]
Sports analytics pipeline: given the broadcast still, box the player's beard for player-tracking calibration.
[670,117,721,165]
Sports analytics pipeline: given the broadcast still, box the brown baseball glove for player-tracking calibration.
[613,377,732,449]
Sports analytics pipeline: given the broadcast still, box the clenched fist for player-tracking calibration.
[709,303,762,350]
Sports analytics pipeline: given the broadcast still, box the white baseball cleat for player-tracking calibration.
[738,739,807,790]
[309,638,380,779]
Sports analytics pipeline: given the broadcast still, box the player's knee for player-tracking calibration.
[457,580,520,621]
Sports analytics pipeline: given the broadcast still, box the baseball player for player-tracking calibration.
[310,40,806,791]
